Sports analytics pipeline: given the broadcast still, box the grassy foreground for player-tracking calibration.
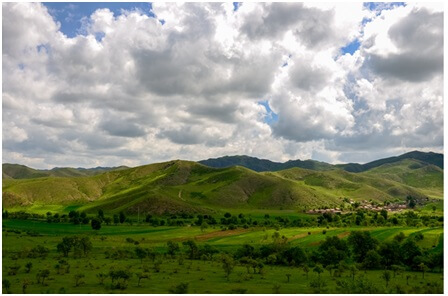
[2,220,443,294]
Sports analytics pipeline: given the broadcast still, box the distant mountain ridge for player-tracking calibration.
[2,163,129,179]
[199,151,443,172]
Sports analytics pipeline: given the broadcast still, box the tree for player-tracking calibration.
[167,241,180,257]
[119,211,126,224]
[200,222,209,232]
[169,282,189,294]
[135,247,147,263]
[183,240,198,259]
[136,272,149,287]
[221,254,235,281]
[36,269,50,285]
[318,236,350,265]
[91,218,102,230]
[347,231,378,263]
[76,236,93,257]
[302,264,310,279]
[348,265,358,281]
[362,250,381,270]
[391,265,404,278]
[22,279,30,294]
[380,209,388,220]
[98,209,104,220]
[25,262,32,273]
[313,264,324,280]
[74,273,85,287]
[381,270,391,288]
[224,212,232,218]
[96,272,108,285]
[400,239,422,268]
[57,237,74,257]
[419,263,428,279]
[393,232,406,243]
[113,214,119,225]
[3,279,11,294]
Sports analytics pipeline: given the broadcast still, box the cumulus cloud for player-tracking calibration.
[2,2,443,168]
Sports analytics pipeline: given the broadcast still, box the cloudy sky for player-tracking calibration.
[2,2,444,169]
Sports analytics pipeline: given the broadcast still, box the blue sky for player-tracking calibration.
[44,2,154,37]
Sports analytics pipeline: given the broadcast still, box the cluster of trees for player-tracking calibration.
[3,207,443,232]
[57,236,92,258]
[228,230,443,274]
[316,210,443,228]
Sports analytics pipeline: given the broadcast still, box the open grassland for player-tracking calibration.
[3,220,443,251]
[2,220,443,294]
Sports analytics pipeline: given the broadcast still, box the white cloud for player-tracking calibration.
[2,2,443,168]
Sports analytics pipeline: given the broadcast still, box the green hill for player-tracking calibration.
[2,158,443,215]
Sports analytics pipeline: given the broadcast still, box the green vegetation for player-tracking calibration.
[2,152,443,293]
[2,218,443,294]
[2,157,443,215]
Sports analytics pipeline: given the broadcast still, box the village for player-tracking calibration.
[306,198,409,215]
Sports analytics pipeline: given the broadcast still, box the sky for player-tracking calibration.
[2,2,444,169]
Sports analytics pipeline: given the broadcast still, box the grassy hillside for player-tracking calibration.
[2,158,443,214]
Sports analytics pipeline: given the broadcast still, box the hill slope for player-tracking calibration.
[2,158,442,215]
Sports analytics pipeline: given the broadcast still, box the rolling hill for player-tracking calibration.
[199,151,443,172]
[2,163,129,179]
[2,155,443,215]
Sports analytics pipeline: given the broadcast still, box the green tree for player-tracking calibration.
[25,262,32,273]
[74,273,85,287]
[22,279,30,294]
[135,247,147,263]
[200,222,209,232]
[362,250,381,269]
[419,263,428,279]
[221,254,235,281]
[167,241,180,256]
[97,272,108,285]
[169,282,189,294]
[302,264,310,279]
[119,212,126,224]
[182,240,198,259]
[113,214,119,225]
[348,265,358,281]
[36,269,50,285]
[381,270,391,288]
[91,218,102,230]
[136,272,149,287]
[347,231,378,263]
[3,279,11,294]
[313,264,324,280]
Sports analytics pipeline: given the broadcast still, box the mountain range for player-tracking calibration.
[2,151,443,214]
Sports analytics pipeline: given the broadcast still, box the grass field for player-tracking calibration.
[2,220,443,294]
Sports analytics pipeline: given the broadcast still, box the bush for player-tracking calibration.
[169,282,189,294]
